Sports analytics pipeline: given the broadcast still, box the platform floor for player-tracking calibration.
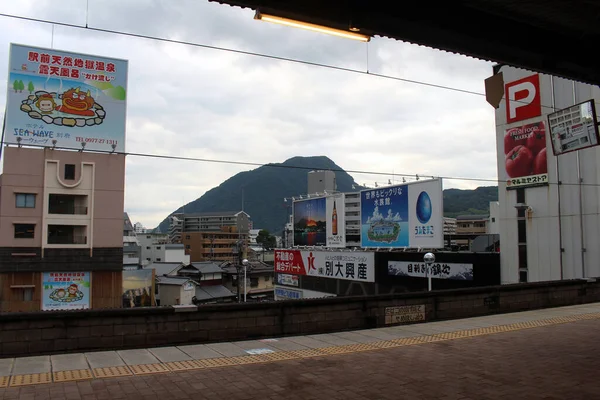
[1,302,600,399]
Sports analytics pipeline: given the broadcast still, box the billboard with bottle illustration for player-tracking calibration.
[3,43,128,152]
[360,179,443,249]
[326,193,345,247]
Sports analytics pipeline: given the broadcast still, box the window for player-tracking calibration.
[186,245,191,249]
[156,258,162,262]
[156,246,161,250]
[14,224,35,239]
[12,288,34,301]
[516,188,525,204]
[64,164,76,180]
[146,258,151,261]
[519,270,528,283]
[491,217,496,223]
[186,235,190,240]
[518,244,528,268]
[15,193,36,208]
[146,235,151,239]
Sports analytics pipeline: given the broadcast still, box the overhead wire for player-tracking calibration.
[0,11,559,110]
[3,141,599,188]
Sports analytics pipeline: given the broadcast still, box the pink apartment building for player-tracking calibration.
[0,146,125,312]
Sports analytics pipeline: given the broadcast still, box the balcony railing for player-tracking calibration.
[48,204,88,215]
[47,235,87,245]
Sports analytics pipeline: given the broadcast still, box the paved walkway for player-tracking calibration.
[1,303,600,399]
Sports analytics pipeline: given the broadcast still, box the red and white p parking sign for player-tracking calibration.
[505,74,541,124]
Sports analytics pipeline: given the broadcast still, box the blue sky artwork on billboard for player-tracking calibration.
[293,197,326,246]
[361,186,409,247]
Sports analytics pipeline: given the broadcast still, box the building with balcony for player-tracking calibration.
[0,147,125,312]
[344,192,361,246]
[123,212,141,269]
[169,211,250,262]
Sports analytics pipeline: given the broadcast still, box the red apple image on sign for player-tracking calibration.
[503,121,548,180]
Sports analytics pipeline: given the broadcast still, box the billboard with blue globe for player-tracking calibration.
[360,178,443,248]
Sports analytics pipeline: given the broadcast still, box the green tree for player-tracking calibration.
[18,80,25,93]
[27,81,34,94]
[13,80,18,93]
[256,229,276,250]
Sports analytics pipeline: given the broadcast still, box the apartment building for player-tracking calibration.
[123,212,141,269]
[170,211,250,262]
[0,147,125,312]
[344,192,360,246]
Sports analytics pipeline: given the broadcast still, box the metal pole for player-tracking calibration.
[573,82,586,279]
[244,264,247,302]
[427,264,432,292]
[551,76,564,280]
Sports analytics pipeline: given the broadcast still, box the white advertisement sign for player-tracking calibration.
[326,194,346,248]
[275,249,375,282]
[277,273,299,287]
[408,179,444,248]
[274,286,302,300]
[388,261,473,281]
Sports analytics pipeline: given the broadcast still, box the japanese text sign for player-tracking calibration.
[360,179,443,248]
[42,271,91,310]
[502,120,549,189]
[274,249,375,283]
[3,44,128,152]
[388,261,473,281]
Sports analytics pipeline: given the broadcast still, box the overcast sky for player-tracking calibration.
[0,0,497,229]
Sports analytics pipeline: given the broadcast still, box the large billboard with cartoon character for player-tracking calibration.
[42,272,91,310]
[3,44,128,152]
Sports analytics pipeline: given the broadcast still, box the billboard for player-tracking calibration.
[3,44,128,152]
[388,261,473,281]
[42,272,91,310]
[293,197,326,246]
[275,249,375,282]
[360,179,443,248]
[274,286,302,300]
[548,100,599,155]
[276,273,299,287]
[123,269,155,308]
[502,121,549,189]
[326,194,345,247]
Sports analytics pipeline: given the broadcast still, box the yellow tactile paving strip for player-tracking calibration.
[53,369,93,383]
[1,310,599,388]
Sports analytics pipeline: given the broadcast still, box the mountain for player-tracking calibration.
[443,186,498,217]
[155,156,499,234]
[156,156,362,234]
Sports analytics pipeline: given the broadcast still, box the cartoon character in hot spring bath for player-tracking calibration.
[56,87,96,116]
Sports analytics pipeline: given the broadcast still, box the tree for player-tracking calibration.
[18,80,25,93]
[13,80,18,93]
[256,229,276,250]
[27,81,34,94]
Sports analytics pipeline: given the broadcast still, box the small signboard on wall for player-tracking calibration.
[385,305,425,325]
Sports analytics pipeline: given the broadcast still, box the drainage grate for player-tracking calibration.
[53,369,93,383]
[165,360,204,372]
[0,376,9,388]
[93,366,133,379]
[9,373,52,387]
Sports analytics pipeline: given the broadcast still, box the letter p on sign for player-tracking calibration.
[505,74,541,124]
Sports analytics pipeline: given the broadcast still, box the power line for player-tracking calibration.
[2,141,598,188]
[0,11,553,108]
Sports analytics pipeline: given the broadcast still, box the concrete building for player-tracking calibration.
[138,232,189,265]
[123,212,141,269]
[169,211,250,262]
[0,147,125,312]
[344,192,361,246]
[493,65,600,283]
[488,202,500,235]
[133,222,146,234]
[443,218,457,235]
[248,229,260,245]
[308,170,336,194]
